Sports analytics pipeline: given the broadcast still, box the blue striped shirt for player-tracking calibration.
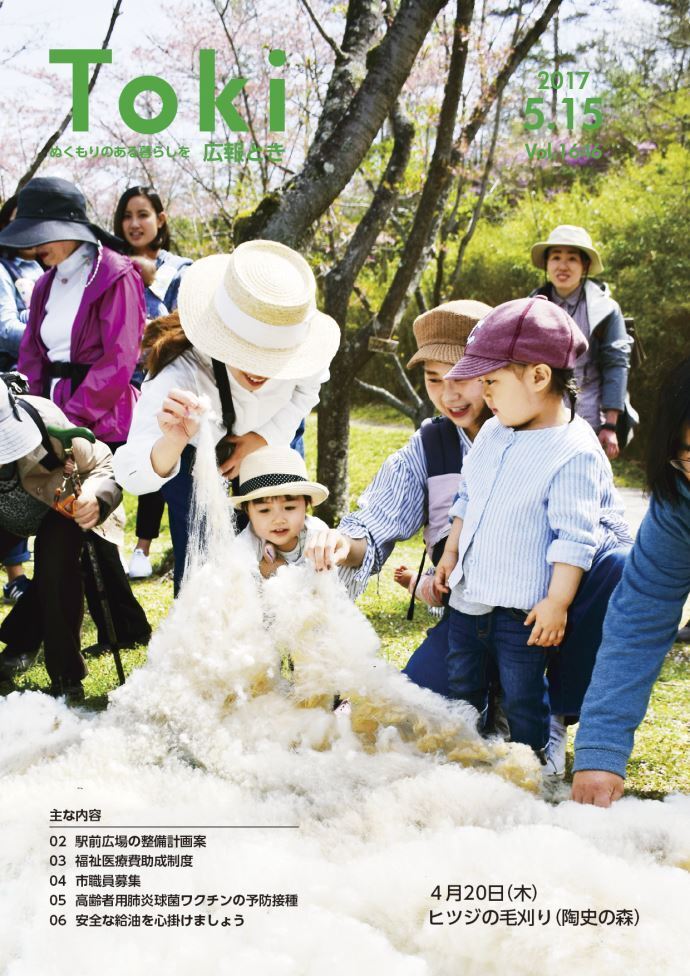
[447,415,632,614]
[339,421,473,596]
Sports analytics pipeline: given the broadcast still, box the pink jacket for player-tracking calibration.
[18,247,145,444]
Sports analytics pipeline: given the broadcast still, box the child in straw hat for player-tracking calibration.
[114,241,340,594]
[231,446,330,578]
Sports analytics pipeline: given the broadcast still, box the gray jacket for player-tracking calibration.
[533,279,631,413]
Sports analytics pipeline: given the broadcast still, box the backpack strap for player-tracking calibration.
[420,415,463,479]
[211,359,236,432]
[407,417,463,619]
[211,358,237,467]
[16,399,63,471]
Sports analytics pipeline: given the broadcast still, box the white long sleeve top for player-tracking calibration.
[113,347,327,495]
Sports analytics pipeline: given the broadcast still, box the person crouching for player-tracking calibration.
[0,383,132,702]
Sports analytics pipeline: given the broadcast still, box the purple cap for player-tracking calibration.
[444,295,588,380]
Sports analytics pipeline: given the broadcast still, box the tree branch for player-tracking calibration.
[449,89,503,291]
[354,378,417,420]
[15,0,124,191]
[212,0,268,188]
[298,0,346,59]
[237,0,450,246]
[359,0,476,364]
[324,104,414,325]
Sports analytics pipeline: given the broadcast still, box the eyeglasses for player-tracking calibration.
[670,457,690,472]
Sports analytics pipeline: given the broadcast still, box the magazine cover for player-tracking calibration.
[1,1,689,973]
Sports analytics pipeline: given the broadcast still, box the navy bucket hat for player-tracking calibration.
[0,177,125,252]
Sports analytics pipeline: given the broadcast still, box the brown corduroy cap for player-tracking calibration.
[406,300,493,369]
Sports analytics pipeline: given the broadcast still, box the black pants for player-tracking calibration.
[135,491,166,540]
[82,531,151,647]
[0,511,150,682]
[0,512,86,683]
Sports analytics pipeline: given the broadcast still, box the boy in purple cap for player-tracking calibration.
[434,296,632,776]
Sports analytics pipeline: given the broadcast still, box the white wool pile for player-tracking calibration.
[1,420,689,974]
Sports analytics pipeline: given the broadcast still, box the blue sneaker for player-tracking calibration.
[3,574,30,603]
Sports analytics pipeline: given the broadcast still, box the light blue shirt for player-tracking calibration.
[0,257,43,359]
[448,415,632,614]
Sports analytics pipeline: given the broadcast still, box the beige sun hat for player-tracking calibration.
[407,300,493,369]
[229,446,329,507]
[178,240,341,380]
[0,384,42,464]
[530,224,603,276]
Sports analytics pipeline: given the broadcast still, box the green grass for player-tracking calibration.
[1,406,687,799]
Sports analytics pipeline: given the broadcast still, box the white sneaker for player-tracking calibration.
[128,548,153,579]
[545,713,567,778]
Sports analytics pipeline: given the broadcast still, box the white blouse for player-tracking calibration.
[113,347,327,495]
[40,243,97,364]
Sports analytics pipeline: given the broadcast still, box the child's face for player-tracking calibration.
[229,366,270,392]
[247,495,307,551]
[480,365,545,428]
[423,360,487,438]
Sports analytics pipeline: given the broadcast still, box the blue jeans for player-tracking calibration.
[403,546,629,720]
[447,606,550,753]
[3,539,30,567]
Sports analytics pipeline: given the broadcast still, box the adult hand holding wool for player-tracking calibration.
[152,388,208,476]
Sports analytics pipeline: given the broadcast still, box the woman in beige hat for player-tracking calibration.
[530,224,632,460]
[114,240,340,594]
[305,299,493,696]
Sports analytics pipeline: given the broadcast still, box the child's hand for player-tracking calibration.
[304,529,351,571]
[524,597,567,647]
[393,565,415,590]
[433,549,458,598]
[157,388,206,448]
[259,551,286,578]
[218,431,267,479]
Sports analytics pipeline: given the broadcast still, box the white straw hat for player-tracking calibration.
[178,240,341,380]
[531,224,603,276]
[0,385,42,464]
[230,446,329,507]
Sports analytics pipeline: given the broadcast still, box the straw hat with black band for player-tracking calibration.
[178,240,340,381]
[229,446,329,507]
[407,300,493,369]
[0,177,126,253]
[530,225,603,277]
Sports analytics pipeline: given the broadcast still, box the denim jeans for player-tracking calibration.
[447,606,550,753]
[403,547,629,724]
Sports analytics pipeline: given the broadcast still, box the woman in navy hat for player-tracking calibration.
[0,177,150,655]
[0,177,145,452]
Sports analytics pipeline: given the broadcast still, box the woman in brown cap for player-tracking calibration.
[306,299,492,696]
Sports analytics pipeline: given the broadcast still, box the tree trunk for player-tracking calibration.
[236,0,449,248]
[317,349,354,524]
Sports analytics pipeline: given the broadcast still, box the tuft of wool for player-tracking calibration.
[1,418,688,974]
